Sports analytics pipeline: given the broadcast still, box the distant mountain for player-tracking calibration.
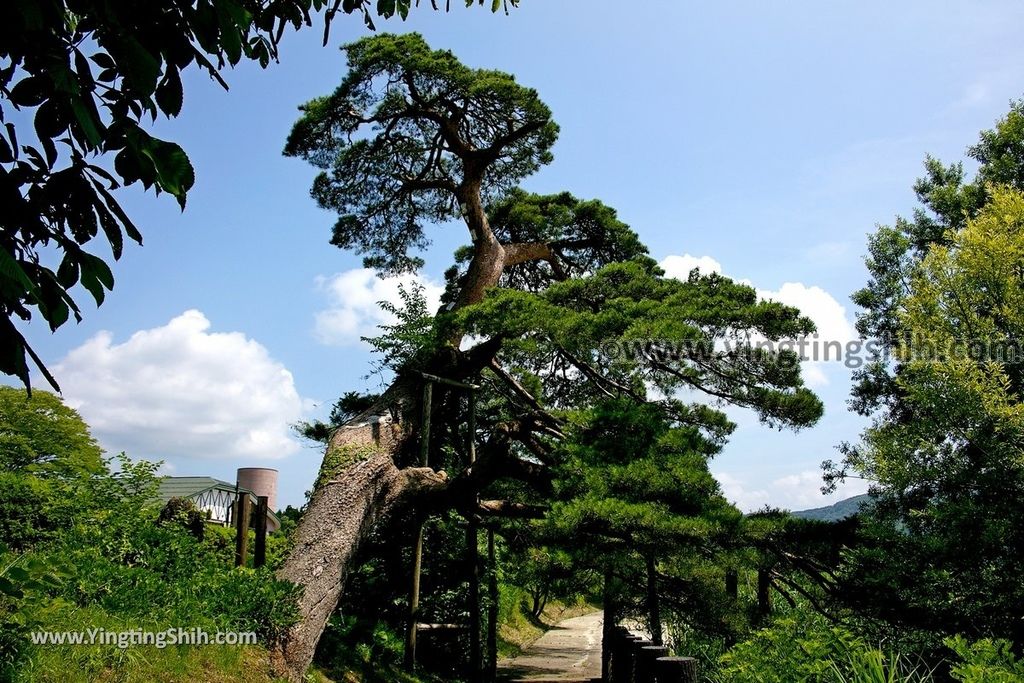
[791,494,873,522]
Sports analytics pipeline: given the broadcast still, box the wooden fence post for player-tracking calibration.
[601,568,614,682]
[613,633,639,683]
[654,656,698,683]
[637,645,669,683]
[645,555,662,645]
[630,640,653,683]
[253,495,268,568]
[233,492,251,567]
[725,568,738,600]
[725,567,739,646]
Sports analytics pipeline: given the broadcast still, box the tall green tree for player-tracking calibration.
[0,385,103,473]
[831,101,1024,645]
[543,398,744,646]
[275,33,823,681]
[841,100,1024,418]
[0,385,103,549]
[838,187,1024,644]
[0,0,515,391]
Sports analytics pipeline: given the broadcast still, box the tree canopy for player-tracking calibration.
[284,31,558,274]
[0,385,104,550]
[830,101,1024,646]
[0,0,517,391]
[0,385,103,475]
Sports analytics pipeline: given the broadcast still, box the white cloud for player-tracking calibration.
[755,282,855,343]
[715,468,870,513]
[659,254,723,279]
[659,253,856,343]
[752,283,854,388]
[313,268,444,346]
[801,362,830,388]
[714,470,770,511]
[53,310,308,461]
[771,469,870,511]
[658,253,856,388]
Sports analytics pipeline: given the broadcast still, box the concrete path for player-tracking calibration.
[498,611,603,682]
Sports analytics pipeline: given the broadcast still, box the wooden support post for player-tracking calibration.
[653,657,698,683]
[645,555,662,646]
[419,381,433,467]
[757,567,772,624]
[466,390,481,683]
[486,527,498,683]
[405,524,425,670]
[405,381,434,671]
[601,566,615,682]
[467,390,476,464]
[233,492,251,568]
[465,526,480,682]
[253,495,268,568]
[637,646,669,683]
[725,568,739,646]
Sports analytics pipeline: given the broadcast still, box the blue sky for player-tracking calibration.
[14,1,1024,510]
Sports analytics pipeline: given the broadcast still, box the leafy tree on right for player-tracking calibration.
[829,100,1024,647]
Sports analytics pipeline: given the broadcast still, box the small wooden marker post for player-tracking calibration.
[757,567,772,623]
[233,491,251,567]
[654,656,697,683]
[253,495,269,568]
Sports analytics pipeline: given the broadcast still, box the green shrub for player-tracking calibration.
[0,474,53,551]
[1,389,302,681]
[717,614,931,683]
[0,544,74,683]
[198,567,302,642]
[36,505,300,644]
[316,614,426,683]
[946,635,1024,682]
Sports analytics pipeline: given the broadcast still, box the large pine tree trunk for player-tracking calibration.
[270,199,516,681]
[270,389,447,681]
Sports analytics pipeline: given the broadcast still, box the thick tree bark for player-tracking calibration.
[454,180,507,312]
[270,397,447,681]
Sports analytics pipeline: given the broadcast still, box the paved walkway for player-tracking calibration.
[497,611,603,682]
